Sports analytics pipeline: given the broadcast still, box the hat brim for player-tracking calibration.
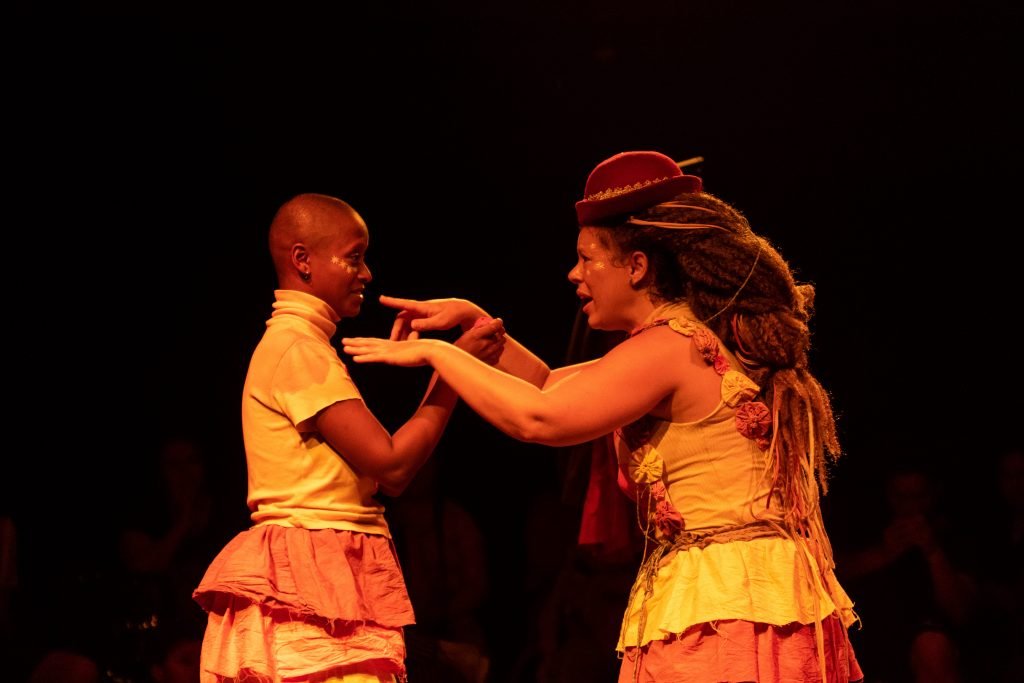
[575,174,703,225]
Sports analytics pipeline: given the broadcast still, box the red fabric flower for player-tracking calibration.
[735,401,772,440]
[756,436,771,452]
[713,354,731,375]
[650,481,667,501]
[692,328,719,365]
[654,499,683,537]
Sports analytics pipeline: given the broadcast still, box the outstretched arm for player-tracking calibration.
[317,318,505,496]
[343,327,682,448]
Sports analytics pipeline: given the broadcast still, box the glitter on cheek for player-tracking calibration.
[330,255,359,274]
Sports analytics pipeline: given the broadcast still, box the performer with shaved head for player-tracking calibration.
[192,193,505,683]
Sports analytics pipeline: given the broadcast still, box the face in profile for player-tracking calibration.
[312,210,373,319]
[568,227,635,331]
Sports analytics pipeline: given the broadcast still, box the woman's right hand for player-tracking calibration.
[381,295,488,340]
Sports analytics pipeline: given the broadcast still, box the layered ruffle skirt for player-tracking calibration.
[193,525,414,682]
[619,615,863,683]
[617,537,864,682]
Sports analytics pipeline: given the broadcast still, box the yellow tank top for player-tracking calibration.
[615,302,856,650]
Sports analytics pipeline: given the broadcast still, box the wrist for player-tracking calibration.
[458,300,488,330]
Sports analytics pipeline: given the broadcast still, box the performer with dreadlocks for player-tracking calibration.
[343,151,864,682]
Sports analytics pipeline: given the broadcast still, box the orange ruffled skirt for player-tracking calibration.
[618,615,864,683]
[193,525,414,682]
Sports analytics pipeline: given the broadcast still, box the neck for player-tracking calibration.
[617,293,662,331]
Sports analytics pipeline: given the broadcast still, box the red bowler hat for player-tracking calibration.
[575,151,703,225]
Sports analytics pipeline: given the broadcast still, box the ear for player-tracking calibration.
[627,251,649,286]
[291,243,310,271]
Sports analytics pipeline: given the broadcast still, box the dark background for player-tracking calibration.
[8,0,1023,680]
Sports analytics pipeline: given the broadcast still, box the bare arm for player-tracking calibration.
[318,318,506,497]
[344,327,683,448]
[314,372,457,497]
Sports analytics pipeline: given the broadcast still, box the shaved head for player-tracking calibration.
[268,193,363,282]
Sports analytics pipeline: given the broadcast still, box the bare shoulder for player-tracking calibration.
[627,323,724,377]
[602,324,699,372]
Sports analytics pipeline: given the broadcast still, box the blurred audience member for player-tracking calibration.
[964,445,1024,682]
[111,433,242,681]
[837,457,975,683]
[142,608,204,683]
[27,649,100,683]
[387,457,491,683]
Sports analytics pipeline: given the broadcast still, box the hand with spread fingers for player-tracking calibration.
[343,337,439,368]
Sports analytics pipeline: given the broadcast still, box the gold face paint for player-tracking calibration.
[331,254,359,274]
[585,241,607,270]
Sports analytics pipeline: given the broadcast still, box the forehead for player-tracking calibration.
[577,227,609,250]
[329,211,369,248]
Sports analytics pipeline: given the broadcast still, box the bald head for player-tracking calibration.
[269,193,364,283]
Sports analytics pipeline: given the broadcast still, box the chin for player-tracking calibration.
[338,302,362,318]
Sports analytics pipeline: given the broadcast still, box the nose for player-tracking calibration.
[360,261,373,283]
[567,261,582,284]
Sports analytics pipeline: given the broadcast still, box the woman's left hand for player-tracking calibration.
[343,337,437,367]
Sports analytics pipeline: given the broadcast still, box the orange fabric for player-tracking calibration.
[199,599,405,682]
[578,434,635,557]
[194,526,413,681]
[194,526,414,628]
[618,615,864,683]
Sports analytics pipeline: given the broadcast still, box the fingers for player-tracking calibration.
[409,315,450,332]
[389,311,419,341]
[476,317,506,341]
[341,337,380,355]
[378,295,423,311]
[389,315,408,341]
[452,317,505,365]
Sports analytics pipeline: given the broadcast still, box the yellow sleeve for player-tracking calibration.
[272,338,362,425]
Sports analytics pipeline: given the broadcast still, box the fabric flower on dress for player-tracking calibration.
[668,318,699,336]
[735,401,772,440]
[692,327,720,364]
[721,371,761,407]
[713,354,731,375]
[629,444,664,484]
[650,481,667,501]
[654,499,683,537]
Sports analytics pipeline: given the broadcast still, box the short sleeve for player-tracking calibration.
[272,338,362,426]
